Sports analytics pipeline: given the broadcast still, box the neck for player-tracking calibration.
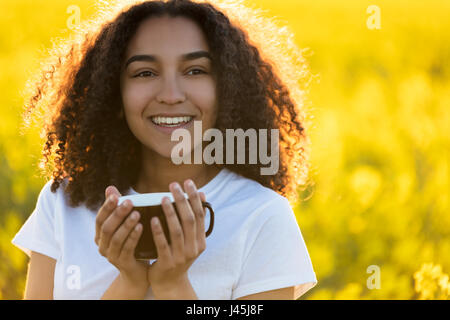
[133,147,222,194]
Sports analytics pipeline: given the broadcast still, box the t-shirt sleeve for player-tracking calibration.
[11,180,60,260]
[232,196,318,300]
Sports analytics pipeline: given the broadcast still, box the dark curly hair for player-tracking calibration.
[22,0,313,211]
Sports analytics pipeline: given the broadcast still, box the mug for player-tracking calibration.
[118,192,215,260]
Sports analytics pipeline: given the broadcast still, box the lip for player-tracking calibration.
[147,116,195,135]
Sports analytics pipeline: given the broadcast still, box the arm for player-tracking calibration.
[97,186,150,300]
[152,274,198,300]
[24,251,148,300]
[146,181,206,300]
[23,251,56,300]
[101,273,149,300]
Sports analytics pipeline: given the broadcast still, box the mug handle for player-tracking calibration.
[202,202,215,237]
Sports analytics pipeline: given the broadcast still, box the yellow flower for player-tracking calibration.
[414,263,450,300]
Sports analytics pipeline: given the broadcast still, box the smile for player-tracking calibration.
[150,115,194,127]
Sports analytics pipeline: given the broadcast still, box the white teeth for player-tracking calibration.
[151,116,193,126]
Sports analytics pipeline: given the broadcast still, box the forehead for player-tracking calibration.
[125,15,209,58]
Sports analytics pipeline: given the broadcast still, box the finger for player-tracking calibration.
[95,186,122,246]
[105,185,121,199]
[161,196,185,259]
[199,192,206,203]
[107,210,140,261]
[98,199,133,255]
[184,180,206,253]
[95,194,118,246]
[119,222,143,261]
[169,182,197,257]
[151,216,172,263]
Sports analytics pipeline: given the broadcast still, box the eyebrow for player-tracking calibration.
[125,50,212,68]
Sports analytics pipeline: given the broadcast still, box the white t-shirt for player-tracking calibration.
[11,168,317,299]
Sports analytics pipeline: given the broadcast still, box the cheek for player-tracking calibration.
[204,94,219,127]
[189,81,218,122]
[121,82,152,115]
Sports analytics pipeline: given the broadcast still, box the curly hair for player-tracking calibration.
[22,0,313,211]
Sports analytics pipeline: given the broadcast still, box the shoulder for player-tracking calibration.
[35,178,71,211]
[223,169,293,219]
[225,169,290,203]
[38,178,68,199]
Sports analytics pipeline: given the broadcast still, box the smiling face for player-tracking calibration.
[120,15,218,160]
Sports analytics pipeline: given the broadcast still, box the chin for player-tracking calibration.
[146,144,190,161]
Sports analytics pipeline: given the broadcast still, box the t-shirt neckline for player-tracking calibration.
[129,167,228,195]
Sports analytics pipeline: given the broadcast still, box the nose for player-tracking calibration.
[156,74,186,105]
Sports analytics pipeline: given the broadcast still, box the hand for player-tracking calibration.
[95,186,148,288]
[147,179,207,294]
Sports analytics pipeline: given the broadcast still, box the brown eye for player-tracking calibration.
[133,71,156,78]
[187,68,207,76]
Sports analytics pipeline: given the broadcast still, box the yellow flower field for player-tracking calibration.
[0,0,448,299]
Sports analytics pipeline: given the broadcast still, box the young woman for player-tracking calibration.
[12,0,317,299]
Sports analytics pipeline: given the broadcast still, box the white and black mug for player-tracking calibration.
[118,192,215,260]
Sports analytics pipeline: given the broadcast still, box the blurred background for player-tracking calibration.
[0,0,449,299]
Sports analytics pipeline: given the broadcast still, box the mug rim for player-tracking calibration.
[118,192,189,207]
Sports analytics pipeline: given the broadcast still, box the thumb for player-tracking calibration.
[199,192,206,203]
[105,185,122,199]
